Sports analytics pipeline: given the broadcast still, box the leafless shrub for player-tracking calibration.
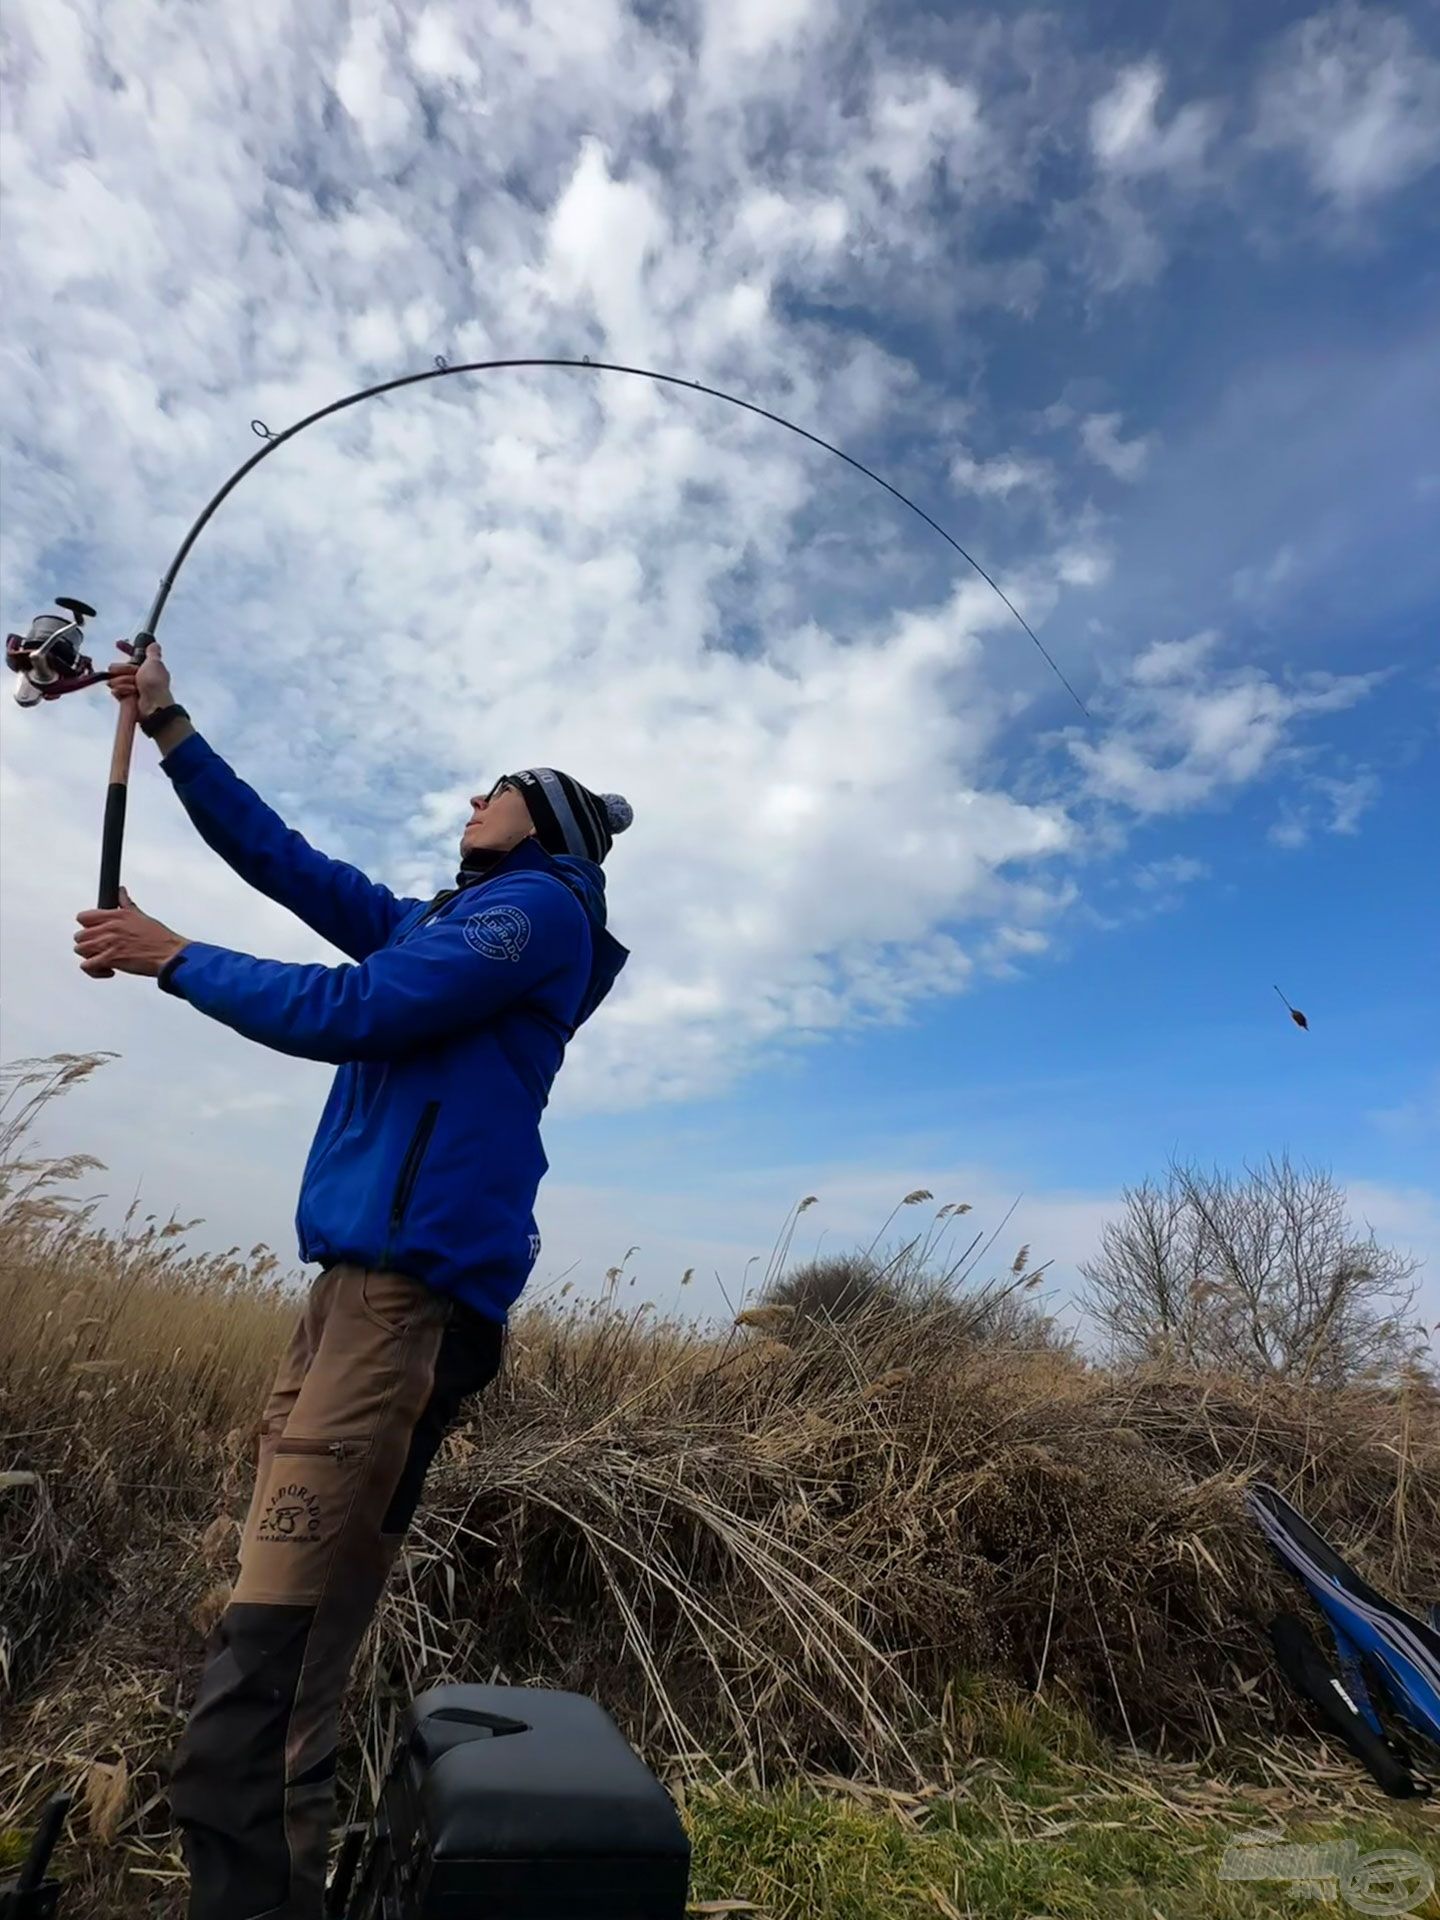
[1080,1155,1428,1387]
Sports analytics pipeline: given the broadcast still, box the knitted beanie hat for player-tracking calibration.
[506,768,633,864]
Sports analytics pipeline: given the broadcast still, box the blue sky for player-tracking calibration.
[1,0,1436,1333]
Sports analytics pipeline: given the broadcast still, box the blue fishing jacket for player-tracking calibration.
[156,733,629,1322]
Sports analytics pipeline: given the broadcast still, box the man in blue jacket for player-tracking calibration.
[76,644,631,1920]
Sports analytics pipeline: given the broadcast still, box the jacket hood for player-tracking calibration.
[550,852,630,1029]
[549,852,610,928]
[452,840,628,1029]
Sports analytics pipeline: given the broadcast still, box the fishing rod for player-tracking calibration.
[4,355,1090,911]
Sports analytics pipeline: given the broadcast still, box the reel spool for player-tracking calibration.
[5,598,102,706]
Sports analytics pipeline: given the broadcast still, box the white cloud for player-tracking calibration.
[197,1089,299,1123]
[701,0,833,69]
[3,0,1136,1142]
[540,136,670,357]
[1074,57,1232,292]
[0,5,1366,1043]
[1072,638,1377,816]
[1055,542,1113,588]
[1268,769,1380,848]
[1130,632,1219,684]
[1133,854,1209,893]
[1067,190,1168,292]
[864,69,984,194]
[1254,5,1440,207]
[1080,410,1153,481]
[951,449,1051,498]
[733,189,851,266]
[335,8,416,153]
[1344,1180,1440,1324]
[1367,1073,1440,1147]
[1090,60,1218,178]
[1320,770,1380,834]
[1268,809,1311,851]
[409,7,484,92]
[1232,543,1297,609]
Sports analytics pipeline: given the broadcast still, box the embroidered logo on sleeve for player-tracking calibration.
[463,905,532,963]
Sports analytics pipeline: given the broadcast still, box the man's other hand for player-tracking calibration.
[75,888,189,980]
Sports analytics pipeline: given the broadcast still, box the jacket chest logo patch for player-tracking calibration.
[464,906,531,962]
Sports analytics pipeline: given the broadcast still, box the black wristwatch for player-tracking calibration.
[139,703,190,739]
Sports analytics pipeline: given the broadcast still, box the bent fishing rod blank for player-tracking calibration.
[4,355,1090,910]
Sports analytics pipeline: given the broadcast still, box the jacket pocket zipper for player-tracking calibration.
[310,1066,360,1183]
[388,1101,441,1239]
[335,1064,359,1136]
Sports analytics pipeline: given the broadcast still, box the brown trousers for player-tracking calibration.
[169,1264,505,1920]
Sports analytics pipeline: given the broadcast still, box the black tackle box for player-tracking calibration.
[341,1685,691,1919]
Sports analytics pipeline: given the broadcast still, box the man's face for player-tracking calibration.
[461,778,537,858]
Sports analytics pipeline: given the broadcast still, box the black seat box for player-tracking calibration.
[352,1685,691,1919]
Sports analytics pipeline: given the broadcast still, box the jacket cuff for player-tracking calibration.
[158,943,212,996]
[159,731,213,782]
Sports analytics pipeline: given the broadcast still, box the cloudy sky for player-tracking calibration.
[2,0,1437,1335]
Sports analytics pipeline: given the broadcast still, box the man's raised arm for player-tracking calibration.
[112,644,415,962]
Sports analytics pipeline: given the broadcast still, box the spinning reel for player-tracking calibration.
[4,598,110,706]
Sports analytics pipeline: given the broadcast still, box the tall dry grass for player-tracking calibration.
[3,1054,1439,1908]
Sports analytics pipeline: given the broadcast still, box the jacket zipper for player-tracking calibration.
[418,887,463,929]
[388,1101,441,1241]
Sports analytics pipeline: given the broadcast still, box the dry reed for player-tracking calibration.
[3,1055,1438,1911]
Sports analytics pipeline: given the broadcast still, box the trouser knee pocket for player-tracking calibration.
[237,1436,372,1606]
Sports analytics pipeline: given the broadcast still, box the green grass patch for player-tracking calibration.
[686,1782,1440,1920]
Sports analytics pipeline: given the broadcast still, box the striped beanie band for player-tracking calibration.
[507,768,634,864]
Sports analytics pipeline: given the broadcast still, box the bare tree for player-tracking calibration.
[1081,1155,1427,1385]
